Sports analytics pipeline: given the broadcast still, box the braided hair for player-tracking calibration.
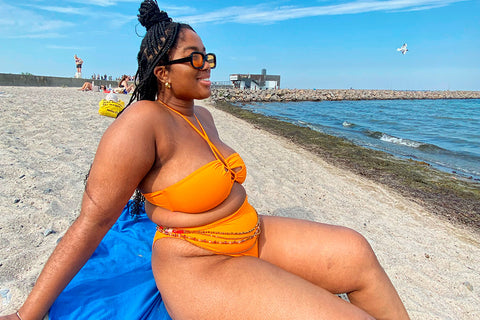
[127,0,194,215]
[128,0,194,105]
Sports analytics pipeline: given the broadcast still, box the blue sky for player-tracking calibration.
[1,0,478,90]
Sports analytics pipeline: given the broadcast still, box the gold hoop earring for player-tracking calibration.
[165,82,171,89]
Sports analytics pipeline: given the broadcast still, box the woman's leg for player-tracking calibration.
[78,82,91,91]
[152,236,375,319]
[258,215,409,319]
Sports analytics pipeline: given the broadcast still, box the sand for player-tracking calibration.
[0,86,479,319]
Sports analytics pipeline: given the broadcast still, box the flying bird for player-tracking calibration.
[397,43,408,55]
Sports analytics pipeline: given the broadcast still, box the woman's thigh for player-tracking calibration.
[258,215,380,294]
[152,237,372,320]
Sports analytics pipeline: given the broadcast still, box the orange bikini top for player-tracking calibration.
[142,102,246,213]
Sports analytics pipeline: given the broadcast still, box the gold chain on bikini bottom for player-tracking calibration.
[157,221,261,245]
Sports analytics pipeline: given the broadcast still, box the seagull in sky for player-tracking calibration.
[397,43,408,55]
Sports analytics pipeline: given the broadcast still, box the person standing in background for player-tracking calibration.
[74,55,83,78]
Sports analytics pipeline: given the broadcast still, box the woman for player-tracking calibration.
[77,81,92,91]
[3,1,409,319]
[118,74,134,93]
[74,54,83,76]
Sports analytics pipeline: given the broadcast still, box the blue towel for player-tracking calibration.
[49,201,172,320]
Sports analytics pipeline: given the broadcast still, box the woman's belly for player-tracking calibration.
[146,182,247,228]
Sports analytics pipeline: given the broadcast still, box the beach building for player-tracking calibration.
[229,69,280,90]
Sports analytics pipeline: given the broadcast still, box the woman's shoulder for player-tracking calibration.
[115,100,170,127]
[194,104,220,136]
[103,100,171,146]
[121,99,161,114]
[194,104,214,122]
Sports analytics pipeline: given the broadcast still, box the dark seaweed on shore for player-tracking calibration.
[212,100,480,232]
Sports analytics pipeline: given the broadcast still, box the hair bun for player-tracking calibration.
[138,0,172,31]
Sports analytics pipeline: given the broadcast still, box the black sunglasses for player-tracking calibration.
[163,52,216,70]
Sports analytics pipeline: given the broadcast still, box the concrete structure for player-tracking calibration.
[0,73,118,88]
[211,81,234,89]
[229,69,280,90]
[210,88,480,102]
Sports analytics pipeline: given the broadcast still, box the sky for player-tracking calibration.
[0,0,478,90]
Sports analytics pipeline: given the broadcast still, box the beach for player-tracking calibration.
[1,86,479,318]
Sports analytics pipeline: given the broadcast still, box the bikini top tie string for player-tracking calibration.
[157,100,238,179]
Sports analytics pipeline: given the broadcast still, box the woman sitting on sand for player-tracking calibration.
[78,81,92,91]
[118,74,134,93]
[4,1,409,319]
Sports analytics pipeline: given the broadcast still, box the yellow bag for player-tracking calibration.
[98,99,125,118]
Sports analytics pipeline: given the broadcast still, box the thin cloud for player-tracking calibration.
[67,0,136,7]
[179,0,468,24]
[104,12,138,28]
[24,5,91,15]
[27,3,138,25]
[0,1,75,39]
[7,32,67,39]
[162,5,198,16]
[67,0,197,14]
[24,2,189,26]
[3,0,137,39]
[47,45,94,50]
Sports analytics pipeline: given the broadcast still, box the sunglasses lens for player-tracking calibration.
[206,54,216,69]
[192,53,204,69]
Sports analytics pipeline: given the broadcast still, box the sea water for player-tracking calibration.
[237,99,480,180]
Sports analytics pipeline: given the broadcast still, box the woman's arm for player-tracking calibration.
[13,104,157,320]
[16,193,124,319]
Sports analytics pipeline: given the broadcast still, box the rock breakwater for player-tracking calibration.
[210,88,480,102]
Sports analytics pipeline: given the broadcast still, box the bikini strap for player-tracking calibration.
[158,100,229,166]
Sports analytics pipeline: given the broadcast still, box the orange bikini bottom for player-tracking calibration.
[153,198,260,257]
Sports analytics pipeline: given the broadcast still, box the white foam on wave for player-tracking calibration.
[380,134,423,148]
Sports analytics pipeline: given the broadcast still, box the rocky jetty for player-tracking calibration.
[210,88,480,102]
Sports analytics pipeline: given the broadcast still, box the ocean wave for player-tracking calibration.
[380,134,424,148]
[416,143,446,152]
[236,100,480,180]
[363,130,384,139]
[363,130,444,150]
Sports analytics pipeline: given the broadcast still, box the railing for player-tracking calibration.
[211,81,233,89]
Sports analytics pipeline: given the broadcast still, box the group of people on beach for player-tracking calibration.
[91,74,111,81]
[74,54,134,94]
[78,74,134,93]
[2,0,409,319]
